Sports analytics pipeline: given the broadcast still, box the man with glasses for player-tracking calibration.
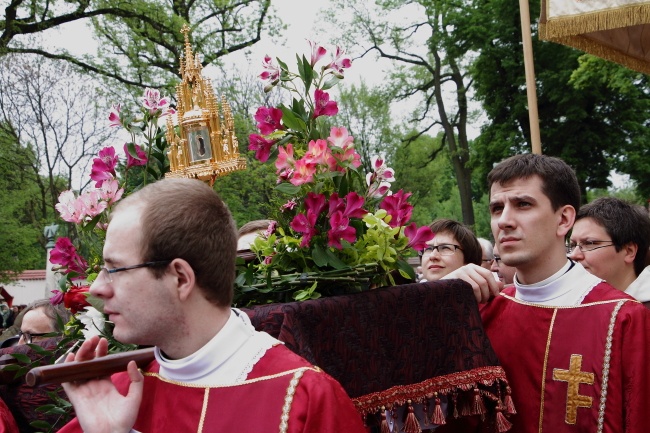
[442,154,650,433]
[16,299,69,345]
[568,197,650,307]
[58,178,365,433]
[489,245,516,285]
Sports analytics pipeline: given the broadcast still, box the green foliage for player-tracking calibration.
[2,1,280,92]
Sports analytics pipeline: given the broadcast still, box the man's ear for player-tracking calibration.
[168,258,195,301]
[623,242,638,265]
[557,205,576,237]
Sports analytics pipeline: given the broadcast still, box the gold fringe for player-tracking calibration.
[540,2,650,39]
[541,33,650,75]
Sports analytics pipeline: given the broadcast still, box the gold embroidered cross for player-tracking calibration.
[552,354,595,424]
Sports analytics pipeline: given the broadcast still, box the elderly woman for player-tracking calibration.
[420,218,482,281]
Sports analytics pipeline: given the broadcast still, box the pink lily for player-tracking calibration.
[328,211,356,249]
[108,104,122,128]
[254,106,284,135]
[124,143,148,169]
[142,88,169,114]
[308,40,327,67]
[313,89,338,118]
[290,158,317,186]
[281,198,298,212]
[49,237,88,278]
[328,127,354,150]
[98,179,124,206]
[260,55,280,85]
[55,190,85,224]
[327,46,352,78]
[275,143,295,173]
[405,223,435,250]
[90,146,118,187]
[248,134,276,162]
[380,190,414,228]
[304,139,332,166]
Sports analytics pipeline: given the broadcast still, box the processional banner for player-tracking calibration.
[539,0,650,74]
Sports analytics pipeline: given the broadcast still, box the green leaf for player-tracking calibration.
[279,105,307,132]
[30,420,52,429]
[10,353,31,364]
[312,244,329,267]
[298,54,314,94]
[81,214,102,232]
[275,183,301,195]
[125,142,144,161]
[321,76,340,91]
[396,259,416,280]
[324,249,348,270]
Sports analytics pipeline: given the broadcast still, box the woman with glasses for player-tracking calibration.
[420,219,482,282]
[15,299,70,345]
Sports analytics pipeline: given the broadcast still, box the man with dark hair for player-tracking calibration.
[59,178,365,433]
[443,154,650,433]
[17,299,71,345]
[568,197,650,307]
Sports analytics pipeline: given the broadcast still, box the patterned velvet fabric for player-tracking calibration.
[0,338,71,432]
[244,279,512,428]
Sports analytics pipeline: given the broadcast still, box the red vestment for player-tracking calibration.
[59,345,366,433]
[481,283,650,433]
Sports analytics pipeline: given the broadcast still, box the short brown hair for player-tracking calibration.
[238,220,273,237]
[24,299,71,332]
[428,219,482,266]
[576,197,650,276]
[488,154,580,212]
[115,178,237,307]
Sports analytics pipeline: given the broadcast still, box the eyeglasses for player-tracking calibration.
[419,244,463,257]
[18,331,54,344]
[98,260,171,283]
[566,240,615,254]
[492,256,502,265]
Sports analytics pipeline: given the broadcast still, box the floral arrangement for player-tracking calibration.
[48,88,174,351]
[235,42,434,305]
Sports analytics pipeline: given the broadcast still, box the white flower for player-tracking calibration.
[78,306,106,339]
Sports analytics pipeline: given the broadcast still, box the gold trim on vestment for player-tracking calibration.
[142,366,318,388]
[279,369,306,433]
[198,388,209,433]
[538,308,558,432]
[499,292,637,309]
[596,300,625,433]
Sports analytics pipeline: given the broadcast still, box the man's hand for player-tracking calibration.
[61,336,144,433]
[442,264,504,303]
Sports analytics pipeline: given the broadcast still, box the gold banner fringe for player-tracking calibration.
[537,31,650,75]
[540,3,650,39]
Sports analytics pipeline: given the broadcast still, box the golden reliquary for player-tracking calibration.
[165,24,246,183]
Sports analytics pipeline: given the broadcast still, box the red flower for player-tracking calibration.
[380,190,414,228]
[248,134,275,162]
[63,285,91,314]
[405,223,435,251]
[49,237,88,278]
[90,146,118,187]
[254,106,284,135]
[124,143,147,169]
[313,89,338,118]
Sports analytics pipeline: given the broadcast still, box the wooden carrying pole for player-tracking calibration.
[25,347,155,387]
[519,0,542,154]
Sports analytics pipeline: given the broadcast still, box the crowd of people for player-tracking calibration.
[1,153,649,433]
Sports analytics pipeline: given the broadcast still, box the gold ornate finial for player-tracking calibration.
[166,24,246,183]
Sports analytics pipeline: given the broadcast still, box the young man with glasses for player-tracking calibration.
[419,218,482,281]
[58,178,366,433]
[442,154,650,433]
[568,197,650,307]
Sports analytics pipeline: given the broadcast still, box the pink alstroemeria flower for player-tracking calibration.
[290,212,319,248]
[380,190,414,228]
[142,88,169,114]
[254,106,284,135]
[308,40,327,67]
[304,139,332,166]
[281,198,298,212]
[367,181,392,199]
[49,290,64,306]
[49,237,88,278]
[78,190,108,219]
[290,158,317,186]
[328,192,367,219]
[124,143,148,169]
[327,46,352,78]
[328,211,357,249]
[248,134,276,162]
[90,146,118,187]
[313,89,338,118]
[405,223,435,251]
[99,178,124,206]
[328,127,354,150]
[108,104,122,128]
[260,55,280,84]
[55,190,85,224]
[305,192,327,216]
[275,144,295,173]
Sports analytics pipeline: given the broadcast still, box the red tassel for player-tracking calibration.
[495,409,513,432]
[452,392,460,418]
[402,400,422,433]
[431,393,446,425]
[470,388,486,416]
[504,387,516,415]
[380,407,391,433]
[422,397,430,426]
